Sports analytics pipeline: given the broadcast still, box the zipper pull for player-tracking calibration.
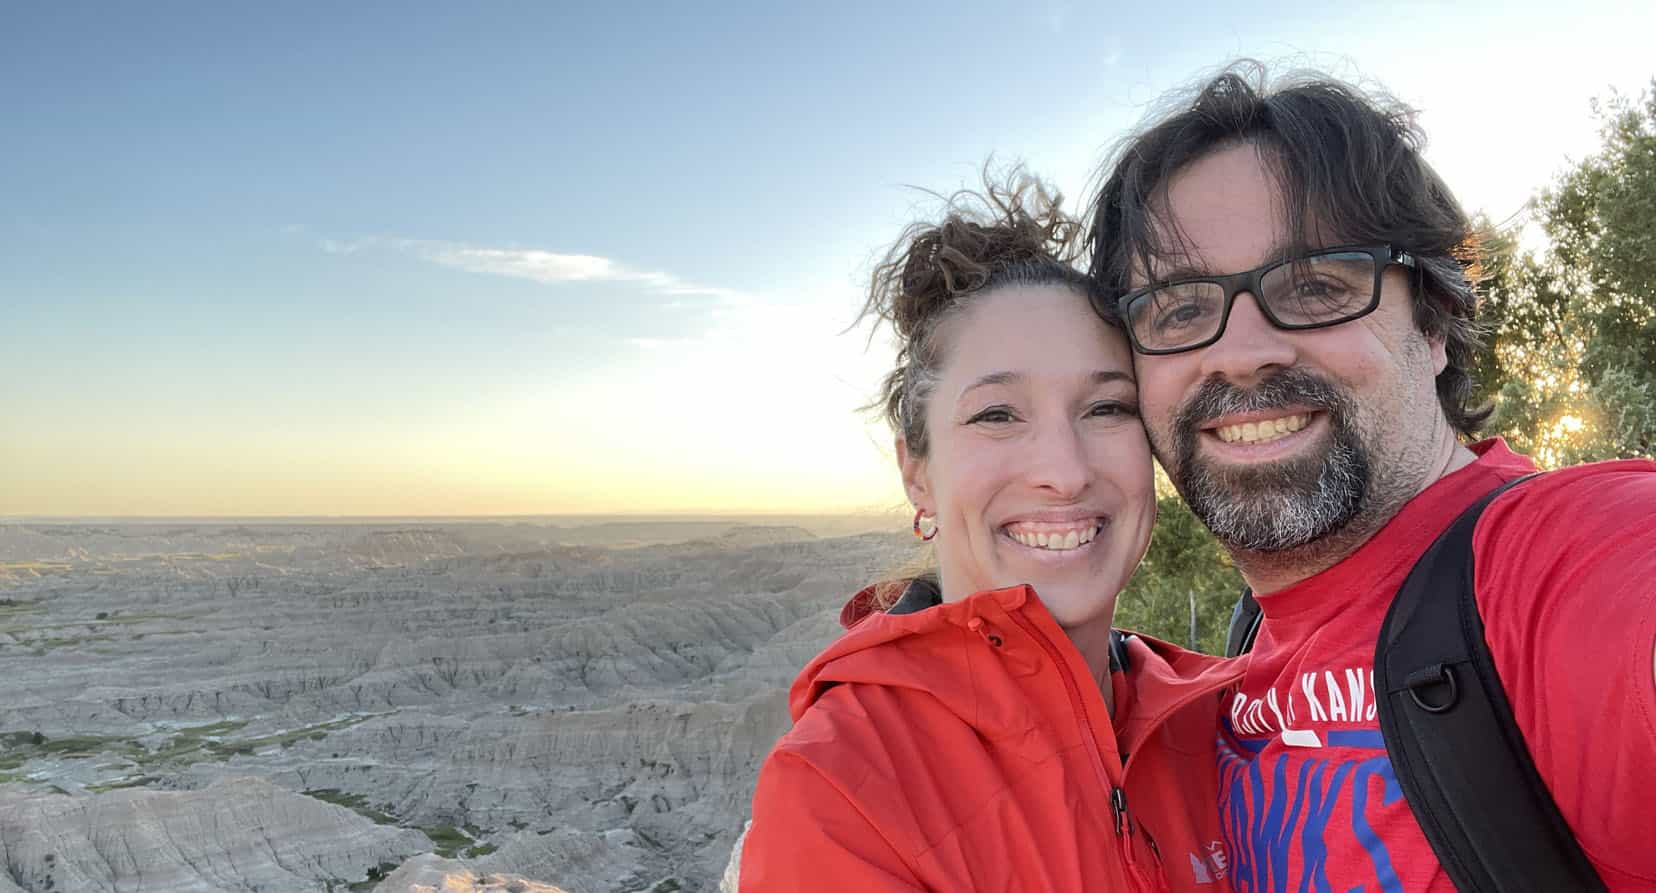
[1115,788,1170,891]
[966,616,1004,648]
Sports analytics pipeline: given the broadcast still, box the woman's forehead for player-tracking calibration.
[938,285,1132,385]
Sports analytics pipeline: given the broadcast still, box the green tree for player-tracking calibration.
[1478,81,1656,465]
[1116,487,1243,655]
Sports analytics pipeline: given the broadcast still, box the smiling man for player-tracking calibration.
[1086,66,1656,891]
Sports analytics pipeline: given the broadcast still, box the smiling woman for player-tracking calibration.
[738,170,1242,892]
[893,274,1153,659]
[862,173,1155,648]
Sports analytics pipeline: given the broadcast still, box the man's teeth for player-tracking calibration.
[1214,413,1311,445]
[1007,524,1099,551]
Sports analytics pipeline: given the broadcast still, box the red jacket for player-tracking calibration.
[742,583,1243,892]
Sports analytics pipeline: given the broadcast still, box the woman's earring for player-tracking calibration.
[912,508,939,542]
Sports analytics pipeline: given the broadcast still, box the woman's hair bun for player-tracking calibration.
[871,169,1085,342]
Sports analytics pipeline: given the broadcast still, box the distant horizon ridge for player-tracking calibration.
[1,508,910,524]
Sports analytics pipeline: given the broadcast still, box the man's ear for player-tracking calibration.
[896,437,931,512]
[1429,331,1449,376]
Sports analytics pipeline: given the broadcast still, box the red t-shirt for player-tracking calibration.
[1218,439,1656,891]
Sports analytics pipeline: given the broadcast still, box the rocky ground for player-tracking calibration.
[0,517,910,892]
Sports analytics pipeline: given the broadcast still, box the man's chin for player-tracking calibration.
[1175,452,1365,553]
[1187,453,1327,493]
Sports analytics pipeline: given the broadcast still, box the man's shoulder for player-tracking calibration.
[1488,455,1656,532]
[1472,455,1656,600]
[1534,454,1656,483]
[1468,457,1656,886]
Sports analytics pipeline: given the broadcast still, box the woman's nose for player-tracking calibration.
[1025,423,1092,499]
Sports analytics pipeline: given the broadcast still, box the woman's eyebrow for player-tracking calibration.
[960,370,1133,402]
[961,371,1021,397]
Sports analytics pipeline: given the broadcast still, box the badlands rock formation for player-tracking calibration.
[373,854,571,892]
[0,776,428,891]
[0,516,908,891]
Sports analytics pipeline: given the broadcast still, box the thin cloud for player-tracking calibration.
[321,237,741,300]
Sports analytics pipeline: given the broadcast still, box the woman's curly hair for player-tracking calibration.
[859,167,1106,457]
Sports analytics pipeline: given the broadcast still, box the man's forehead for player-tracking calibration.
[1165,143,1285,223]
[1135,141,1342,277]
[1136,204,1348,282]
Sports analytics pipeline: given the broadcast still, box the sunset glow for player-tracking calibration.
[5,3,1653,516]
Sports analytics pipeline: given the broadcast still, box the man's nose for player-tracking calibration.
[1197,292,1297,384]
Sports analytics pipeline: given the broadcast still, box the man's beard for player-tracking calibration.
[1169,369,1370,553]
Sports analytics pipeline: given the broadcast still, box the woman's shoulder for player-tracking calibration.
[774,677,888,752]
[753,676,946,855]
[781,582,980,731]
[745,689,933,889]
[772,658,955,767]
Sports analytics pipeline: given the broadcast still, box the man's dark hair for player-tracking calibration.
[1087,61,1491,437]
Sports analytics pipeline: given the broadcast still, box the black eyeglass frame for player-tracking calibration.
[1112,244,1418,356]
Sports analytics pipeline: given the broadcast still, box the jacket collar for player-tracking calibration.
[1113,631,1245,766]
[802,581,1242,761]
[861,575,1135,672]
[885,575,941,615]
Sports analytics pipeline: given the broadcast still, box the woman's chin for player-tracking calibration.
[1008,559,1129,631]
[1030,584,1118,631]
[943,532,1129,617]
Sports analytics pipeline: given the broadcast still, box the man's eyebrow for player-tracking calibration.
[1151,258,1210,282]
[1148,238,1302,283]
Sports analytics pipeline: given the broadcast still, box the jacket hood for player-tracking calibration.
[793,581,1243,760]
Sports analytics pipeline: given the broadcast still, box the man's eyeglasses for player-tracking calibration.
[1112,244,1417,356]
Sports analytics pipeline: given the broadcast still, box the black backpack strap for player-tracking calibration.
[1224,588,1263,657]
[1375,473,1606,892]
[1108,628,1131,673]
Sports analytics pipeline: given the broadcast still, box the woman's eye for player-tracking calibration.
[1088,401,1138,418]
[967,407,1016,425]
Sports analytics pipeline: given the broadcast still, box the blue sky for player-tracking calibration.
[5,2,1654,515]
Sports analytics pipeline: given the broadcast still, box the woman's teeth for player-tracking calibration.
[1214,413,1310,445]
[1007,524,1099,551]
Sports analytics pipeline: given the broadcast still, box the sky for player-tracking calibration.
[4,1,1655,517]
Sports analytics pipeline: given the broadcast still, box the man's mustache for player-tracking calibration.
[1175,369,1348,438]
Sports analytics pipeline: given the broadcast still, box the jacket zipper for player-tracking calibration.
[1001,611,1151,881]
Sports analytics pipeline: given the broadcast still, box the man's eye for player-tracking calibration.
[1154,302,1207,331]
[1291,278,1349,298]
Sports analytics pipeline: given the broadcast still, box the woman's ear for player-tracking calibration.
[896,437,931,512]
